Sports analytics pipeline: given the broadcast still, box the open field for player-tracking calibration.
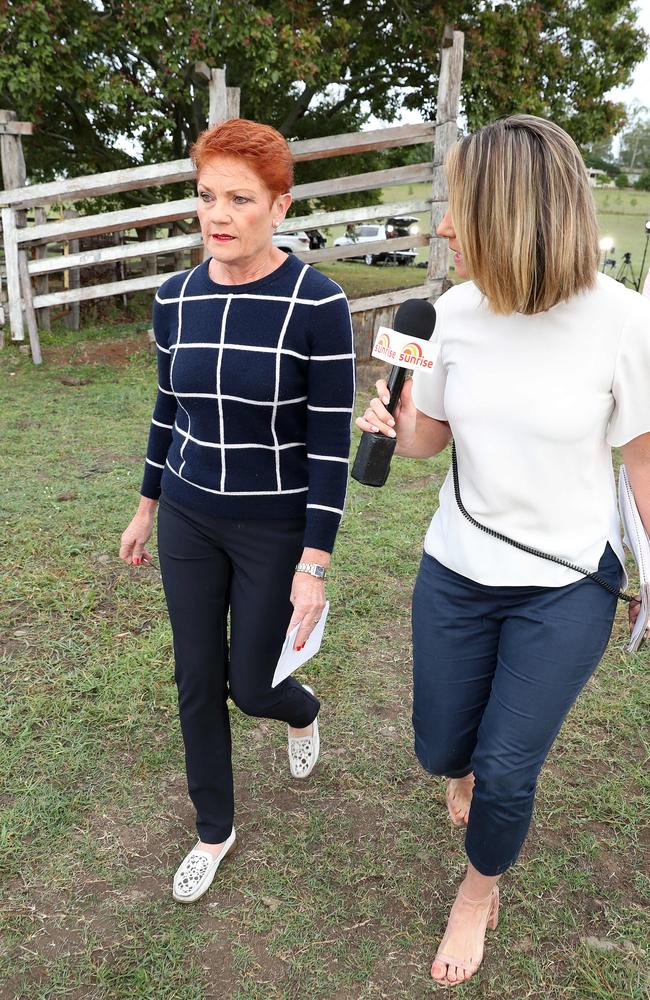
[1,336,648,1000]
[592,188,650,289]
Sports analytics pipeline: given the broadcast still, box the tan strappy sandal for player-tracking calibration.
[431,884,499,985]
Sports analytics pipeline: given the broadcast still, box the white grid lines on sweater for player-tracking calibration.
[307,404,354,413]
[160,265,351,505]
[158,387,307,405]
[337,297,357,529]
[165,459,309,497]
[215,295,233,492]
[271,264,309,492]
[169,265,200,480]
[156,290,346,307]
[166,342,350,362]
[173,422,305,452]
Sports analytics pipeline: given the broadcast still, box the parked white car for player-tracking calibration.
[333,216,419,265]
[272,230,310,253]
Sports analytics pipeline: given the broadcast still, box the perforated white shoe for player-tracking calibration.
[172,828,236,903]
[288,684,320,779]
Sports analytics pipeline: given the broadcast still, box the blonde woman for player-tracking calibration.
[358,115,650,984]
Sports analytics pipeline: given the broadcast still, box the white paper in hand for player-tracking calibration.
[271,601,330,688]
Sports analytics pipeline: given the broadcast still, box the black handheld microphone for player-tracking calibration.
[351,298,437,487]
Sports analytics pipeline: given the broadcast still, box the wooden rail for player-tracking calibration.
[20,195,428,257]
[28,231,429,278]
[31,234,430,308]
[18,161,432,252]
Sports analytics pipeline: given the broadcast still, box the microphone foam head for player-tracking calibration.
[393,298,437,341]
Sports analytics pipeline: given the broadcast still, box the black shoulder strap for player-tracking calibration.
[451,441,632,603]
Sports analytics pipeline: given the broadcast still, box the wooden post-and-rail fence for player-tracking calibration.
[0,33,463,364]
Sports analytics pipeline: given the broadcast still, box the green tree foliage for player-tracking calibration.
[0,0,646,188]
[636,171,650,191]
[584,152,619,175]
[615,173,629,188]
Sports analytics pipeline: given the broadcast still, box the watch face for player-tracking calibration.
[296,563,325,578]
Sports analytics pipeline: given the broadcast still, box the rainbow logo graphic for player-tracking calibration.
[375,333,391,351]
[402,342,423,360]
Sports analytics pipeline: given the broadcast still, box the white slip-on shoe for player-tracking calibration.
[172,828,236,903]
[288,684,320,779]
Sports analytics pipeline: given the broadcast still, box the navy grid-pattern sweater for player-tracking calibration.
[141,254,355,552]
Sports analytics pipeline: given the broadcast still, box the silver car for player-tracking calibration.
[333,217,419,265]
[272,230,311,253]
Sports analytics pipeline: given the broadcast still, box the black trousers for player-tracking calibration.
[157,494,320,843]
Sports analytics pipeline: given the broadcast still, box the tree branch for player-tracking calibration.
[278,84,318,135]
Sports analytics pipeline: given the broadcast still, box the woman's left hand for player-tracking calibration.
[628,595,649,641]
[288,573,326,651]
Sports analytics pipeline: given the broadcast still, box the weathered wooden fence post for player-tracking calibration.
[0,110,41,362]
[33,206,51,331]
[195,64,241,126]
[143,226,158,276]
[63,208,80,331]
[1,109,28,345]
[193,65,241,264]
[428,26,464,297]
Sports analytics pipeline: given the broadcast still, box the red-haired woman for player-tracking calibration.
[119,119,355,903]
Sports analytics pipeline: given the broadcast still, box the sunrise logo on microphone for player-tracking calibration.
[398,339,433,368]
[374,332,396,361]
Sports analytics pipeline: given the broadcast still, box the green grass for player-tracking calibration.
[592,187,650,288]
[316,259,427,297]
[0,340,648,999]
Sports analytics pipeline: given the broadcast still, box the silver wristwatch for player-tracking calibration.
[295,562,327,580]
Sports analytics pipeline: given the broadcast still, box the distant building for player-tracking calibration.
[587,168,615,189]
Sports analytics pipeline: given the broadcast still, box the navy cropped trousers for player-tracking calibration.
[157,494,320,844]
[412,544,621,876]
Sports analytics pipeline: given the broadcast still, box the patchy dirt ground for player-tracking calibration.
[42,332,152,369]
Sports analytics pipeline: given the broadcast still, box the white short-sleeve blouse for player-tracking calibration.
[412,272,650,587]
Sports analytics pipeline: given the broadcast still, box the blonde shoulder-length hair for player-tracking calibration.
[445,114,600,315]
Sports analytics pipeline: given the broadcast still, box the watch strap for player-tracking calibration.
[295,562,327,580]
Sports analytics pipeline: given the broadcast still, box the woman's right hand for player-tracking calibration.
[119,498,157,566]
[355,377,418,451]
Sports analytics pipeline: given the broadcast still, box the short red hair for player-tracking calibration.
[190,119,293,199]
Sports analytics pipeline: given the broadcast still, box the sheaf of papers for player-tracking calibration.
[618,465,650,653]
[271,601,330,688]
